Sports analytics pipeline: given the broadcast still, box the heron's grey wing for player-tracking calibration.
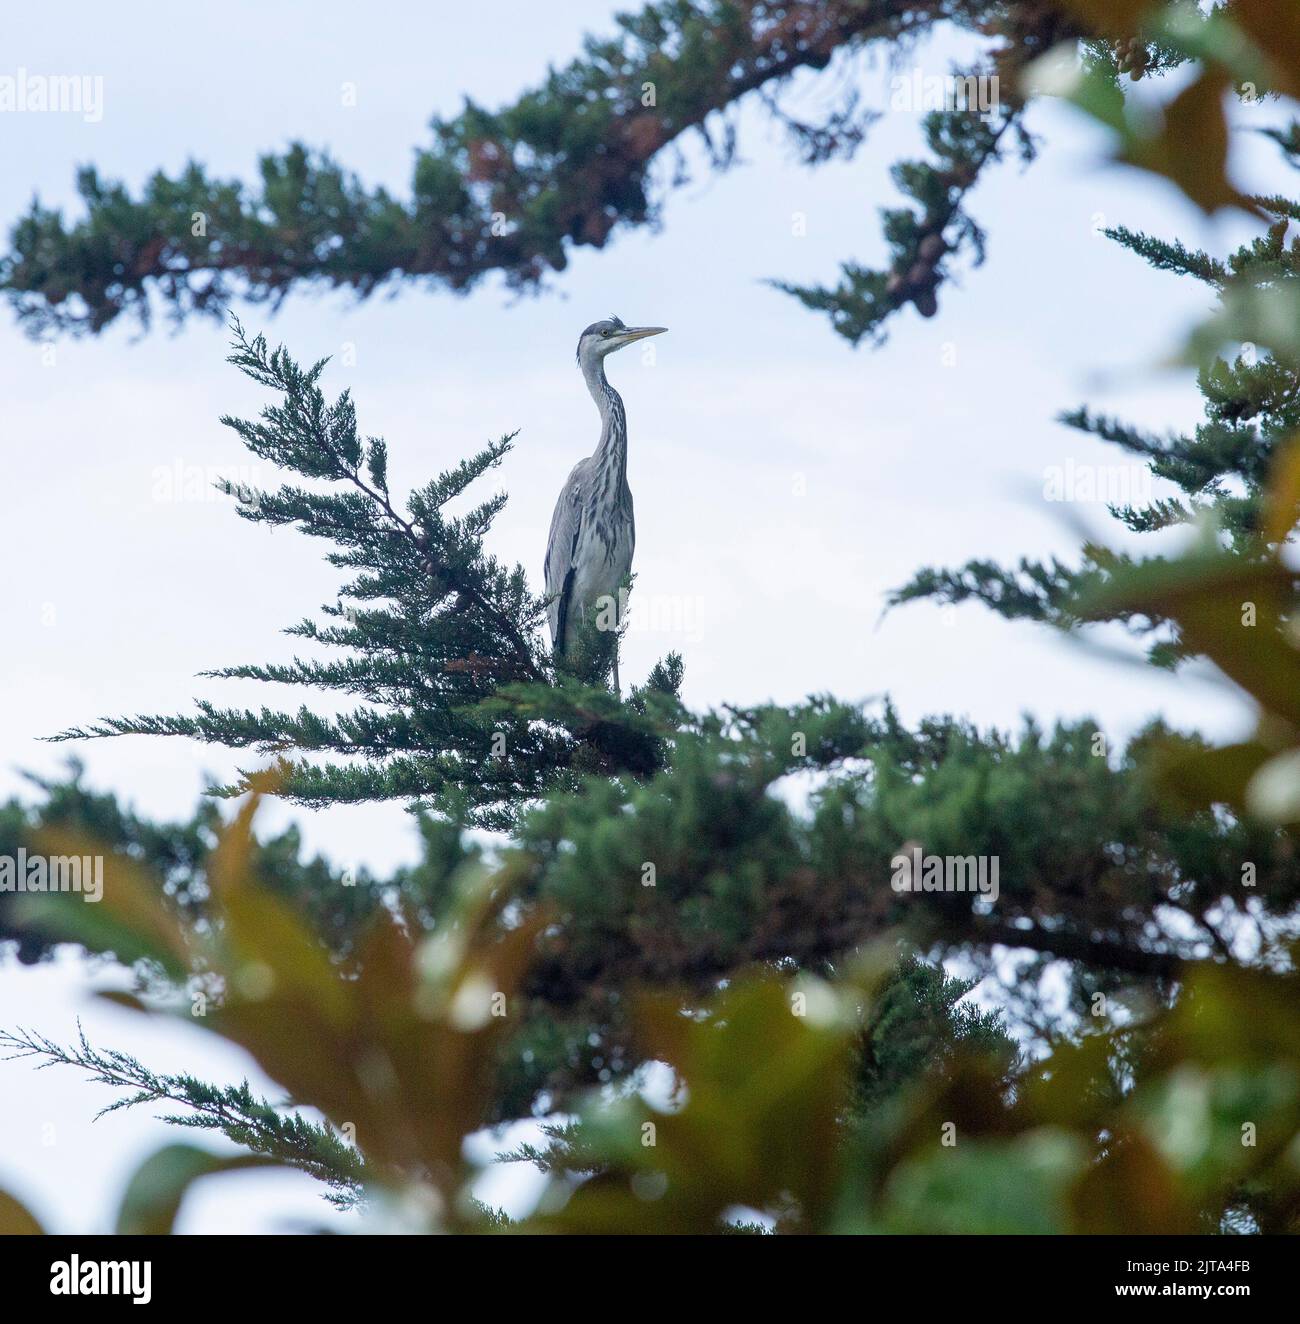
[544,460,588,653]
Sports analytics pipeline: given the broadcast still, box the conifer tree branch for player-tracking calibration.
[0,1024,369,1202]
[895,156,1300,649]
[774,99,1028,338]
[0,1,1094,341]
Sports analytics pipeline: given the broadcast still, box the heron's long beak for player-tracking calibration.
[618,326,667,344]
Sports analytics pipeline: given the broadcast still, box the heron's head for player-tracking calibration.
[576,316,667,368]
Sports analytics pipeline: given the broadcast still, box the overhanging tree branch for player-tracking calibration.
[0,0,1087,339]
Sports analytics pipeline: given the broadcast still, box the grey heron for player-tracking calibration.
[545,316,666,695]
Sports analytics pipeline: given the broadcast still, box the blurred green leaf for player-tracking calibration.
[15,827,191,979]
[1156,737,1275,813]
[1264,433,1300,544]
[115,1144,279,1235]
[1078,548,1300,725]
[542,976,857,1233]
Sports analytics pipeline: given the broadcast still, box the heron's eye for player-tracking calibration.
[601,328,612,338]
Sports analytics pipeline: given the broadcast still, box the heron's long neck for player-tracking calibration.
[583,358,629,490]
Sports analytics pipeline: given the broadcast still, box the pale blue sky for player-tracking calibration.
[0,1,1286,1231]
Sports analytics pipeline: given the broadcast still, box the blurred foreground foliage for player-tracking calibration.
[3,790,1299,1233]
[4,712,1300,1233]
[8,697,1300,1117]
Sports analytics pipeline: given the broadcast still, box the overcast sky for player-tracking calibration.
[0,1,1284,1232]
